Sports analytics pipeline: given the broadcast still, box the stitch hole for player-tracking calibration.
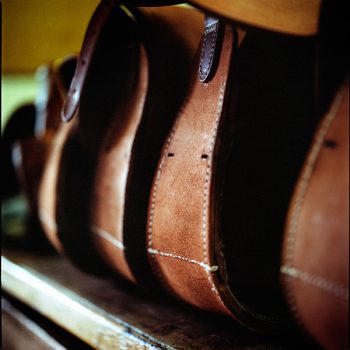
[201,154,208,159]
[323,139,337,148]
[168,153,174,157]
[81,59,87,65]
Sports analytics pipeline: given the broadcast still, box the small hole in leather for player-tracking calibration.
[323,139,337,148]
[168,153,174,157]
[82,59,86,65]
[201,154,208,159]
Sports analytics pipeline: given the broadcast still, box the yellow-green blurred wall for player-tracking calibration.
[2,0,100,72]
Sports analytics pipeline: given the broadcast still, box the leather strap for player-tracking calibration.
[62,0,117,122]
[198,16,223,82]
[281,80,349,350]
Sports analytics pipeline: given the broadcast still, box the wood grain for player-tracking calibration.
[1,249,321,349]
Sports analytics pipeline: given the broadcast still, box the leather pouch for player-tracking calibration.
[56,0,203,281]
[281,80,349,350]
[145,9,345,331]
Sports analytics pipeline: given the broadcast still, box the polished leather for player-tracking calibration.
[281,80,349,350]
[198,16,222,83]
[56,2,203,281]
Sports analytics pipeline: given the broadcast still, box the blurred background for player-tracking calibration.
[2,0,100,129]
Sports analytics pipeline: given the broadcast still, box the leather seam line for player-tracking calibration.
[282,87,345,326]
[148,248,219,273]
[91,224,125,250]
[199,23,217,80]
[281,266,348,300]
[201,83,225,296]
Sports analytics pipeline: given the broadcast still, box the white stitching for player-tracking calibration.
[281,266,348,301]
[148,248,218,273]
[283,86,346,325]
[91,224,125,250]
[284,89,344,266]
[199,23,218,80]
[201,84,225,294]
[147,103,184,248]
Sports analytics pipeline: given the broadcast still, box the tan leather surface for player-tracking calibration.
[281,81,349,350]
[36,58,77,251]
[91,6,204,284]
[147,22,245,317]
[38,122,74,252]
[188,0,321,36]
[91,44,148,283]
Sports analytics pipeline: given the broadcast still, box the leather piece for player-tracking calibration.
[11,59,75,219]
[198,16,222,82]
[281,80,349,350]
[188,0,321,36]
[57,4,204,282]
[31,57,78,252]
[62,0,116,122]
[1,104,36,200]
[147,22,251,321]
[38,122,74,252]
[146,20,325,332]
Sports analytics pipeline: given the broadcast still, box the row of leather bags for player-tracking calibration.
[2,1,348,349]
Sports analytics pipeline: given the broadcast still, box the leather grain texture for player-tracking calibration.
[56,1,204,283]
[281,80,349,350]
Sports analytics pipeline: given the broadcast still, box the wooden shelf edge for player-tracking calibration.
[1,256,171,350]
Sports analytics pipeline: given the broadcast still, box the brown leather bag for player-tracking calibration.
[281,80,349,350]
[54,1,204,280]
[144,8,347,330]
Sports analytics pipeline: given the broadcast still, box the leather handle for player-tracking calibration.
[61,0,117,122]
[198,15,223,83]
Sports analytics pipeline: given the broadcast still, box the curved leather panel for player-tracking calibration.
[281,80,349,350]
[62,0,117,122]
[91,6,204,284]
[147,22,246,319]
[188,0,321,36]
[36,58,78,251]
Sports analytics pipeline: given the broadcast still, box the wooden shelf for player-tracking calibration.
[1,248,318,350]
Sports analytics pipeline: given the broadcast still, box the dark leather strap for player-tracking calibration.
[199,16,223,82]
[62,0,117,122]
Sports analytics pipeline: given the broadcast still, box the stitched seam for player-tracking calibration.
[91,224,125,250]
[199,23,218,80]
[148,248,218,273]
[147,106,185,294]
[281,266,348,300]
[283,88,345,326]
[201,84,225,296]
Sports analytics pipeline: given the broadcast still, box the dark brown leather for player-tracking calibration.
[198,16,222,83]
[56,3,203,281]
[62,0,116,123]
[281,80,349,350]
